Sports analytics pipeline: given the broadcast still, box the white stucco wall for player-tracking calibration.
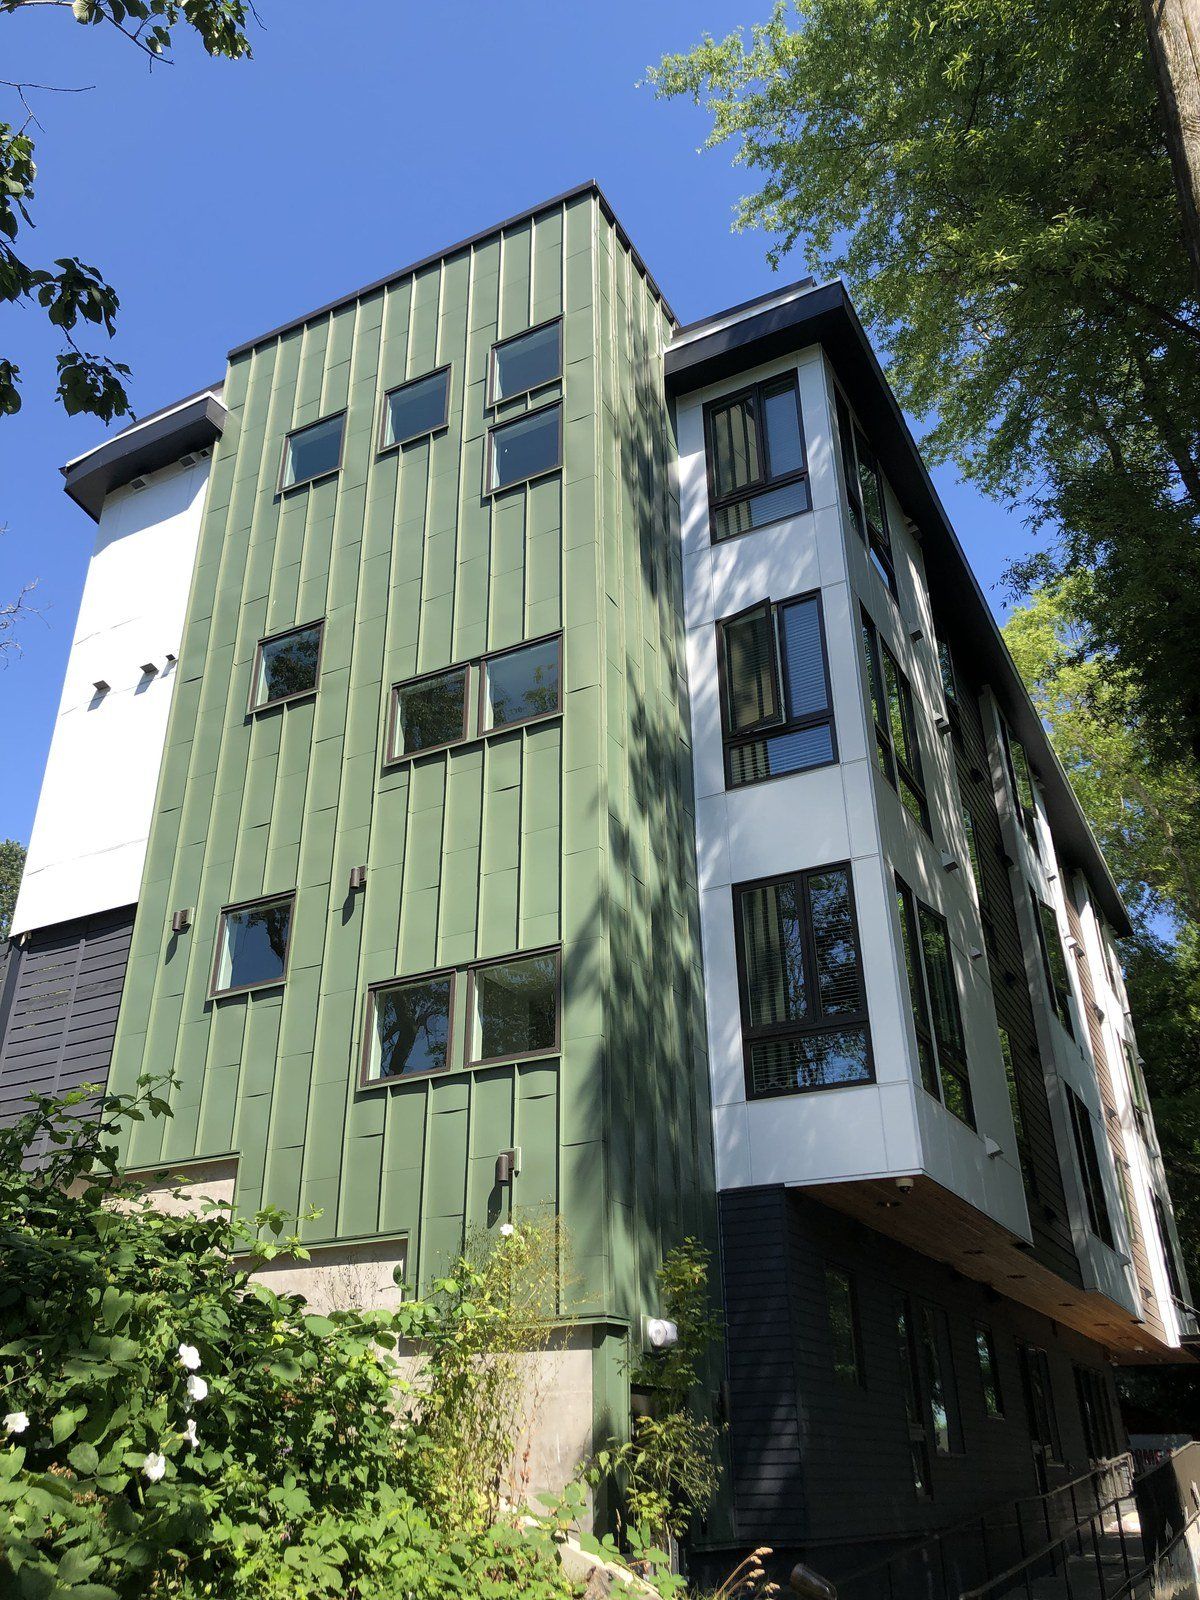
[12,456,210,936]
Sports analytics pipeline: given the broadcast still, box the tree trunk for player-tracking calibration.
[1143,0,1200,298]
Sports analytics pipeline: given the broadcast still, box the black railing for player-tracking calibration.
[958,1480,1143,1600]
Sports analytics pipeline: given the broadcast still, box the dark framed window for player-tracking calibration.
[486,403,562,492]
[704,373,810,542]
[732,863,872,1100]
[938,638,959,709]
[1033,894,1075,1038]
[1075,1365,1118,1462]
[279,412,345,491]
[1152,1191,1187,1304]
[250,621,323,712]
[388,666,470,761]
[861,608,929,832]
[488,318,562,405]
[480,635,562,732]
[467,948,560,1065]
[835,390,896,595]
[959,804,996,955]
[1067,1086,1115,1247]
[1119,1034,1149,1120]
[361,969,454,1084]
[826,1267,865,1386]
[898,1300,933,1499]
[1020,1344,1064,1469]
[920,1305,962,1455]
[379,367,451,451]
[1000,721,1040,852]
[896,877,975,1127]
[716,593,836,787]
[210,893,294,998]
[998,1026,1037,1196]
[976,1326,1005,1419]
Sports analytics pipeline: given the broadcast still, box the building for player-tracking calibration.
[1,182,1194,1574]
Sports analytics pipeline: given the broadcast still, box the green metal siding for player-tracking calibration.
[107,191,716,1326]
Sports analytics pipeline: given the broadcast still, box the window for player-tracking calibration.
[1075,1366,1118,1462]
[211,894,294,997]
[486,403,562,492]
[481,637,562,731]
[976,1327,1005,1419]
[961,805,996,956]
[1001,722,1040,850]
[826,1267,865,1386]
[488,319,562,404]
[861,609,929,831]
[1119,1034,1149,1119]
[716,593,835,787]
[280,413,344,490]
[998,1027,1037,1196]
[733,864,872,1099]
[896,878,975,1127]
[362,971,453,1083]
[898,1300,933,1499]
[704,374,810,541]
[938,638,959,709]
[1021,1345,1063,1469]
[1033,895,1075,1038]
[1152,1191,1187,1304]
[1067,1086,1114,1247]
[920,1306,962,1455]
[468,949,560,1064]
[380,367,450,450]
[250,622,323,711]
[835,391,896,595]
[388,666,469,760]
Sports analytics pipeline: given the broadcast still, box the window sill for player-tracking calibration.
[250,688,318,716]
[359,1050,562,1092]
[209,978,287,1002]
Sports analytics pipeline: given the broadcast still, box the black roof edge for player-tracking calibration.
[665,280,1131,937]
[61,392,227,522]
[226,179,677,361]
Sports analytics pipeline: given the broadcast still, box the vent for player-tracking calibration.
[129,476,149,492]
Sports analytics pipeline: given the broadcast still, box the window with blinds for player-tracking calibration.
[1067,1086,1115,1248]
[716,592,836,786]
[704,374,811,541]
[733,863,872,1099]
[834,389,897,596]
[896,875,975,1128]
[861,607,930,832]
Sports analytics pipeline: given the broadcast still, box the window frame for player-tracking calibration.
[895,875,975,1128]
[386,662,472,765]
[1033,893,1075,1038]
[920,1302,964,1456]
[825,1265,866,1388]
[277,410,347,494]
[464,945,562,1067]
[248,619,326,715]
[731,861,874,1103]
[359,965,457,1089]
[714,590,838,789]
[702,372,811,543]
[377,365,452,454]
[484,400,563,494]
[486,316,564,408]
[861,607,929,833]
[1067,1086,1115,1248]
[975,1325,1005,1420]
[209,890,296,1001]
[835,388,897,596]
[477,632,565,736]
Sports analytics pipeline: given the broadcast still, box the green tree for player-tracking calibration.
[0,837,24,940]
[650,0,1200,763]
[1,1,253,422]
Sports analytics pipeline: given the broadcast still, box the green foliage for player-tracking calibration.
[0,838,23,939]
[0,1082,580,1600]
[0,0,253,421]
[650,0,1200,763]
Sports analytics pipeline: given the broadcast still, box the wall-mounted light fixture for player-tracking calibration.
[171,908,192,934]
[494,1147,522,1186]
[941,851,960,873]
[935,715,951,736]
[140,661,158,677]
[643,1316,679,1352]
[348,865,367,893]
[93,678,110,694]
[909,626,924,643]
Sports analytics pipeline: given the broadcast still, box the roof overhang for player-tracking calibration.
[61,390,227,522]
[666,280,1132,937]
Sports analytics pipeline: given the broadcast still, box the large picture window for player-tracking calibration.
[861,608,929,832]
[704,373,810,541]
[733,863,872,1100]
[896,877,975,1128]
[716,593,835,787]
[835,390,896,595]
[1067,1086,1115,1247]
[210,893,294,998]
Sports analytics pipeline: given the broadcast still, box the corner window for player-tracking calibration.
[1033,894,1075,1039]
[717,594,835,786]
[380,368,450,450]
[861,608,929,832]
[211,894,294,998]
[481,637,562,731]
[704,374,810,542]
[920,1305,962,1455]
[895,877,975,1127]
[389,666,470,760]
[488,319,562,404]
[733,864,872,1099]
[468,949,560,1064]
[486,404,561,492]
[976,1327,1005,1419]
[1067,1086,1114,1247]
[826,1267,865,1386]
[363,971,453,1083]
[250,621,323,711]
[280,413,344,491]
[835,390,896,595]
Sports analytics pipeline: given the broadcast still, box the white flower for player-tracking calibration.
[499,1223,515,1237]
[183,1418,199,1451]
[185,1374,208,1404]
[142,1452,167,1482]
[177,1343,201,1371]
[3,1412,28,1435]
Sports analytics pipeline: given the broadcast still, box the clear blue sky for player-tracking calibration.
[0,0,1026,847]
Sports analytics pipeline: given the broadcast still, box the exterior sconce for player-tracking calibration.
[140,661,158,677]
[93,678,110,694]
[494,1147,522,1186]
[643,1316,679,1352]
[171,908,192,934]
[909,626,924,643]
[969,946,985,961]
[935,715,951,736]
[941,851,960,873]
[348,865,367,892]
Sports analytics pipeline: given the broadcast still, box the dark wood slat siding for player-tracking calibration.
[950,670,1081,1286]
[0,907,136,1134]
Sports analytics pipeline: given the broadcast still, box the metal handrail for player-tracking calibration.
[1113,1501,1200,1598]
[957,1481,1139,1599]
